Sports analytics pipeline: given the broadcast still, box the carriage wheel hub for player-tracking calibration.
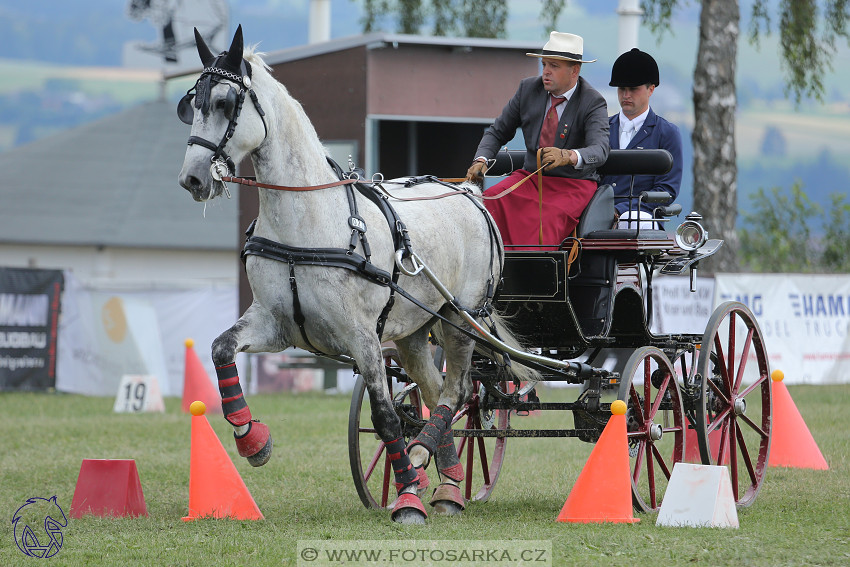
[734,398,747,416]
[649,422,663,441]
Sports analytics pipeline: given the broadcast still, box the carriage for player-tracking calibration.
[348,148,772,514]
[177,25,772,524]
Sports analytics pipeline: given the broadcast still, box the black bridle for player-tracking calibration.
[177,56,268,184]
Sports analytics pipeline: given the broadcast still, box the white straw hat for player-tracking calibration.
[527,31,597,63]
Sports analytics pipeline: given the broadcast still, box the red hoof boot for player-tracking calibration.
[430,483,465,515]
[397,466,430,497]
[234,421,273,467]
[415,466,430,497]
[391,493,427,525]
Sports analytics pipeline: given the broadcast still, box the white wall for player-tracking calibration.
[0,243,237,289]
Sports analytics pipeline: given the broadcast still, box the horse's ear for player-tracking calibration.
[222,25,244,72]
[194,27,215,68]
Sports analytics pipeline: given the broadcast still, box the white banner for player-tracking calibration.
[56,272,239,396]
[714,274,850,384]
[651,275,715,334]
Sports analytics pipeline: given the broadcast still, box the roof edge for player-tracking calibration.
[165,33,542,80]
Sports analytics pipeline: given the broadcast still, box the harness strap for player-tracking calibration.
[287,259,319,353]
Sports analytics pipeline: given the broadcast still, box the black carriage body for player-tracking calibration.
[490,149,703,357]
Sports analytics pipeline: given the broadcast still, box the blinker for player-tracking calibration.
[223,86,238,120]
[177,94,195,125]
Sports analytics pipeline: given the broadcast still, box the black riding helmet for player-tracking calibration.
[609,48,659,88]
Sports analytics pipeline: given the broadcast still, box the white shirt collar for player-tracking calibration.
[619,108,649,133]
[552,82,578,103]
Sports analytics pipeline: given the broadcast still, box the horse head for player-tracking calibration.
[177,25,269,201]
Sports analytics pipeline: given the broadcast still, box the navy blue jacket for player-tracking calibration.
[601,108,683,216]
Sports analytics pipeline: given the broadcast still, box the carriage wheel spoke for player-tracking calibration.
[632,439,646,483]
[645,441,657,509]
[733,328,755,393]
[715,419,730,465]
[726,312,737,389]
[738,372,768,399]
[364,442,385,483]
[735,420,758,486]
[707,377,731,406]
[712,334,732,391]
[381,454,392,507]
[729,419,740,501]
[648,374,670,419]
[706,406,732,434]
[651,442,673,480]
[629,388,647,427]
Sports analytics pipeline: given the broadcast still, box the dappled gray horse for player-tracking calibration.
[177,26,528,523]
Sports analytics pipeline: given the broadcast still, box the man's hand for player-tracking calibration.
[465,160,488,183]
[540,147,573,171]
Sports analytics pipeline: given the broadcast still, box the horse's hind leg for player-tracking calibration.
[354,335,427,524]
[211,307,281,467]
[407,317,475,515]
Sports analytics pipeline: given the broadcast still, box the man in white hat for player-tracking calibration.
[465,31,609,249]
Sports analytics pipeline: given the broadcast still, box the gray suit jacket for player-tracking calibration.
[474,75,610,181]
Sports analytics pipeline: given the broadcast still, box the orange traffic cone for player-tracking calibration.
[182,338,222,414]
[182,401,264,521]
[557,400,639,523]
[768,370,828,470]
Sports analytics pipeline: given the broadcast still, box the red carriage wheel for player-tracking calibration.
[695,301,771,507]
[618,346,686,513]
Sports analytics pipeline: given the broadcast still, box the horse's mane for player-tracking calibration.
[242,44,329,163]
[243,45,272,74]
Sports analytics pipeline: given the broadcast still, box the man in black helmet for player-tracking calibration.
[601,48,683,229]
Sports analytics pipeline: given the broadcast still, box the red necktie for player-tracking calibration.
[538,94,567,148]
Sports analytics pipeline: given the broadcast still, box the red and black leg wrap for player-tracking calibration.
[435,427,464,482]
[408,405,453,458]
[385,436,418,491]
[216,362,252,426]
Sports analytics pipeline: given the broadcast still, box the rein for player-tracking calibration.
[220,175,357,191]
[219,174,476,203]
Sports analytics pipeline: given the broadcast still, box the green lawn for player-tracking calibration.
[1,384,847,566]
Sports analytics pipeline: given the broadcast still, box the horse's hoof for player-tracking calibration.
[430,483,465,515]
[391,493,427,525]
[234,421,273,467]
[247,435,273,467]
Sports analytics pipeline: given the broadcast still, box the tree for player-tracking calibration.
[358,0,565,37]
[739,183,850,273]
[644,0,849,273]
[739,183,821,272]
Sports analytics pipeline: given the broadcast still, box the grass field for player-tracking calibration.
[1,384,848,566]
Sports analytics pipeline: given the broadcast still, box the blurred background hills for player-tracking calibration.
[1,0,848,223]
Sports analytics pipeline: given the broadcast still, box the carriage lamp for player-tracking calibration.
[675,212,708,251]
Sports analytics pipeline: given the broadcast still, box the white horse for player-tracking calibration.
[177,26,529,524]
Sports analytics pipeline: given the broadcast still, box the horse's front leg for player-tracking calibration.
[357,339,428,525]
[211,306,283,467]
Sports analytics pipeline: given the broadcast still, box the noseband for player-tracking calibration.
[178,56,268,187]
